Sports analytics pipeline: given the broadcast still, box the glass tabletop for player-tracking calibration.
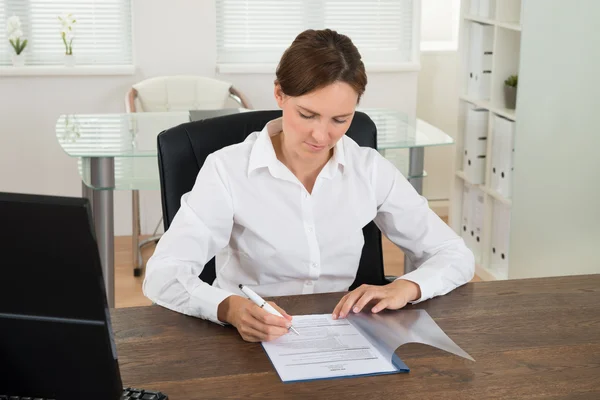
[56,112,191,157]
[56,109,453,158]
[57,109,452,190]
[360,108,454,149]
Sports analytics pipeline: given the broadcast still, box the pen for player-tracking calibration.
[238,284,300,336]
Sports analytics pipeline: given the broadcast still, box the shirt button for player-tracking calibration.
[307,226,313,233]
[311,263,318,268]
[305,281,313,286]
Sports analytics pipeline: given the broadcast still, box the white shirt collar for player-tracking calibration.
[247,117,346,179]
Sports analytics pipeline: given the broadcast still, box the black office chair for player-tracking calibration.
[157,110,391,290]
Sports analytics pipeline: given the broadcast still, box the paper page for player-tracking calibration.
[261,314,403,382]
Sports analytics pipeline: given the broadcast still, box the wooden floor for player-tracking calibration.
[115,217,481,308]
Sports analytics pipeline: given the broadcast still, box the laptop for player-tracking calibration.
[0,192,168,400]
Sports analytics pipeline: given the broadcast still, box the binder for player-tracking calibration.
[467,23,494,100]
[470,187,485,263]
[469,0,479,15]
[491,115,515,198]
[490,200,511,278]
[478,0,496,19]
[461,184,472,249]
[463,105,489,184]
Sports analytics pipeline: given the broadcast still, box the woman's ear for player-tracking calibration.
[274,83,286,108]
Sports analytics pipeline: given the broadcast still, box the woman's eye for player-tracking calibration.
[299,112,314,119]
[333,119,347,124]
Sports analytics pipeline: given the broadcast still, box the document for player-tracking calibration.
[262,311,473,383]
[262,315,406,382]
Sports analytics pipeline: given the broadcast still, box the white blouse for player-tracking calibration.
[143,117,474,324]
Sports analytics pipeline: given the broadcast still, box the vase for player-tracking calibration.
[504,85,517,110]
[12,54,25,67]
[64,54,76,67]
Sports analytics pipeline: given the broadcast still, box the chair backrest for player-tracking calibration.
[127,75,247,113]
[156,110,386,289]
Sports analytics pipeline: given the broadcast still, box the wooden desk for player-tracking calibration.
[112,275,600,399]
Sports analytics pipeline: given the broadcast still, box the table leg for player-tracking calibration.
[405,147,425,274]
[132,190,142,277]
[87,157,116,308]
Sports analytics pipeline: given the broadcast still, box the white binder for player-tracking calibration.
[460,184,472,249]
[478,0,496,19]
[469,0,479,15]
[463,105,489,184]
[491,115,515,198]
[490,200,511,278]
[467,23,494,100]
[470,187,485,263]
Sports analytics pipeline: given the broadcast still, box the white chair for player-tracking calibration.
[125,75,251,276]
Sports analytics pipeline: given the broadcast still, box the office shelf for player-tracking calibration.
[451,0,522,281]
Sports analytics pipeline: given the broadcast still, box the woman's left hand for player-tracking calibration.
[332,279,422,320]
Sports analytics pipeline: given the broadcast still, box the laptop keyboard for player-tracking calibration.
[122,387,168,400]
[0,387,168,400]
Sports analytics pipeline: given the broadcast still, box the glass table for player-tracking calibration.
[56,109,454,307]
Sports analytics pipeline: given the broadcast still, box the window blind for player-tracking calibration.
[216,0,417,66]
[0,3,6,62]
[0,0,133,66]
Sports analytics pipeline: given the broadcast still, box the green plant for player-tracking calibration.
[504,74,518,88]
[9,37,27,55]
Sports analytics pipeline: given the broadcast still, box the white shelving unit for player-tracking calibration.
[450,0,523,281]
[450,0,600,281]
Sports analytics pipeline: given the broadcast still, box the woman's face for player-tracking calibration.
[274,81,358,160]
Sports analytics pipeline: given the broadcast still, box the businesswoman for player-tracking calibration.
[143,29,474,342]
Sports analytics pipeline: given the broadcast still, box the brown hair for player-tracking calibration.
[275,29,367,102]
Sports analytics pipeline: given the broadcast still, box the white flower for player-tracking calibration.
[7,16,23,39]
[9,29,23,42]
[58,13,76,30]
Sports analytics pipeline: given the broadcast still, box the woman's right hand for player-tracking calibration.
[218,295,293,342]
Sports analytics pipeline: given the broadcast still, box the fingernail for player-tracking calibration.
[372,307,378,313]
[332,313,337,320]
[286,323,291,329]
[353,307,359,313]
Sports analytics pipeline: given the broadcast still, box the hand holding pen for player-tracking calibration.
[217,284,299,342]
[239,284,300,336]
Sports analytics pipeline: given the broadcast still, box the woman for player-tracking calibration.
[143,29,474,342]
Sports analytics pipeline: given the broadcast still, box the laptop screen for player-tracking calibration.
[0,192,122,400]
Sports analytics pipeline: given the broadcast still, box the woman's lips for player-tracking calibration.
[305,142,326,151]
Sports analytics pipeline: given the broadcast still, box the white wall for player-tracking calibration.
[509,0,600,278]
[0,0,418,236]
[417,51,459,202]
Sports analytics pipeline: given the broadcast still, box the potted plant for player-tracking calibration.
[504,74,518,110]
[7,16,27,67]
[58,13,76,66]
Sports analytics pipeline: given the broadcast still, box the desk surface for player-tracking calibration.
[112,275,600,399]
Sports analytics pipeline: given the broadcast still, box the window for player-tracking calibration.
[420,0,461,51]
[216,0,419,71]
[0,0,133,66]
